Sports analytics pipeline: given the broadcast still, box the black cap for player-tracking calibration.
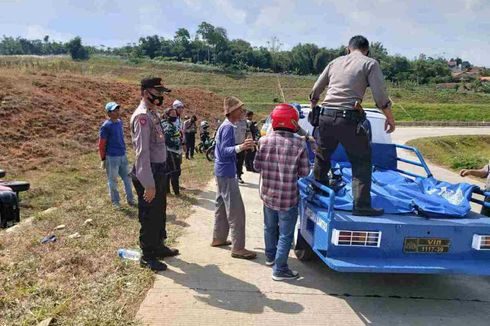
[140,77,171,93]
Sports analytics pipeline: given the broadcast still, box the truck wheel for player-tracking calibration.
[294,230,315,261]
[206,146,215,162]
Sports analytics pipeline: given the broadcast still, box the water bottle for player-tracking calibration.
[118,249,141,261]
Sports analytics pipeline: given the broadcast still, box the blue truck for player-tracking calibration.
[263,105,490,275]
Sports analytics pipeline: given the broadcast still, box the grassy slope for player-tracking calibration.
[0,154,214,325]
[407,135,490,172]
[1,55,489,121]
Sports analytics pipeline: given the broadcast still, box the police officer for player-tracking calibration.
[131,77,179,271]
[310,35,396,217]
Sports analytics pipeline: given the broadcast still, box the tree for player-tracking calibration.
[369,42,388,62]
[66,37,89,61]
[412,58,451,84]
[138,35,161,59]
[314,48,337,74]
[270,51,292,73]
[172,28,191,60]
[291,43,319,75]
[381,56,412,82]
[196,22,229,63]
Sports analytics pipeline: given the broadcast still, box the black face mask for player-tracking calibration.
[168,116,177,122]
[148,92,164,106]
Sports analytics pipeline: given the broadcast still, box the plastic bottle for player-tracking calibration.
[117,249,141,261]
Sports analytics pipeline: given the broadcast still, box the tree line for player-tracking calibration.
[0,21,480,84]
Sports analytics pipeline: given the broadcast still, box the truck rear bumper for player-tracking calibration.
[323,256,490,275]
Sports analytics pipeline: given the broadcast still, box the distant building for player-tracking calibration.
[448,59,458,70]
[480,76,490,83]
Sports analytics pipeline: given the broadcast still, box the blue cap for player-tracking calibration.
[105,102,120,112]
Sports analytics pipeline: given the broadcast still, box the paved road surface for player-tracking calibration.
[137,127,490,326]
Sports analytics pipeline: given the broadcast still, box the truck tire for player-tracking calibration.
[206,145,215,162]
[294,229,315,261]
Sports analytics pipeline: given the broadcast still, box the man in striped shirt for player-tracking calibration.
[254,104,310,281]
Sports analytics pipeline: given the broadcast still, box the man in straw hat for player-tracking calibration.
[211,96,256,259]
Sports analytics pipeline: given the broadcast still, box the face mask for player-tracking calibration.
[168,116,177,122]
[148,92,164,106]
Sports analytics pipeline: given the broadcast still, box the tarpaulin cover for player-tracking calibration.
[332,165,478,218]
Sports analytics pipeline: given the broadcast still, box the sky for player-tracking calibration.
[1,0,489,66]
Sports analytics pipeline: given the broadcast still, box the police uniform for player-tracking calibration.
[483,163,490,217]
[310,51,392,211]
[130,100,168,260]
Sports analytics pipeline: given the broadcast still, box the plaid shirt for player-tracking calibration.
[254,130,310,211]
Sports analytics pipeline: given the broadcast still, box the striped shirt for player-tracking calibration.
[254,130,310,211]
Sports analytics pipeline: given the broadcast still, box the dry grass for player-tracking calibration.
[0,153,214,325]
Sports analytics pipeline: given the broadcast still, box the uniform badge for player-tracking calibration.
[138,117,147,126]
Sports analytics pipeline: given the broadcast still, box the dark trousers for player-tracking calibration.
[166,151,182,195]
[313,114,372,209]
[482,196,490,217]
[245,149,256,172]
[236,151,245,178]
[132,163,167,260]
[185,132,196,158]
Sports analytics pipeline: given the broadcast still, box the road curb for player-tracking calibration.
[398,121,490,127]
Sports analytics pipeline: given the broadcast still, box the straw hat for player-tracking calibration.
[223,96,244,115]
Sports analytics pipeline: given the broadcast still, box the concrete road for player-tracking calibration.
[136,127,490,326]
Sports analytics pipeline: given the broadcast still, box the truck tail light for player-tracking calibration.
[472,235,490,250]
[332,229,381,247]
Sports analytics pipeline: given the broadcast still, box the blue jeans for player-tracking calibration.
[263,204,298,273]
[105,155,134,205]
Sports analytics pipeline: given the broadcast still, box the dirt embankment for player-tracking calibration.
[0,71,223,173]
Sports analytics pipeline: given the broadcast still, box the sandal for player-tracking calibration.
[211,240,232,247]
[231,250,257,260]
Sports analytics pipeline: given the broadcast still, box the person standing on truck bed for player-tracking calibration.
[309,35,396,217]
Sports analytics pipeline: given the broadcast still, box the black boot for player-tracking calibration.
[140,258,167,271]
[352,207,384,217]
[154,246,180,258]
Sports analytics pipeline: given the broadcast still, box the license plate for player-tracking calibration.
[403,238,450,253]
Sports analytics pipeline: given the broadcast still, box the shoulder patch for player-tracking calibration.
[138,116,148,126]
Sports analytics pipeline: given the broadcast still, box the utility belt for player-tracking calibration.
[320,107,365,122]
[308,106,367,134]
[312,106,370,137]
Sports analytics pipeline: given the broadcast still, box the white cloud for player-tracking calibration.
[1,0,489,66]
[213,0,247,24]
[25,25,74,42]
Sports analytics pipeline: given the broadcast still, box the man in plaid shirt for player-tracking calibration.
[254,103,310,281]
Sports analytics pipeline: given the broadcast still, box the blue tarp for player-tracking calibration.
[332,164,478,218]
